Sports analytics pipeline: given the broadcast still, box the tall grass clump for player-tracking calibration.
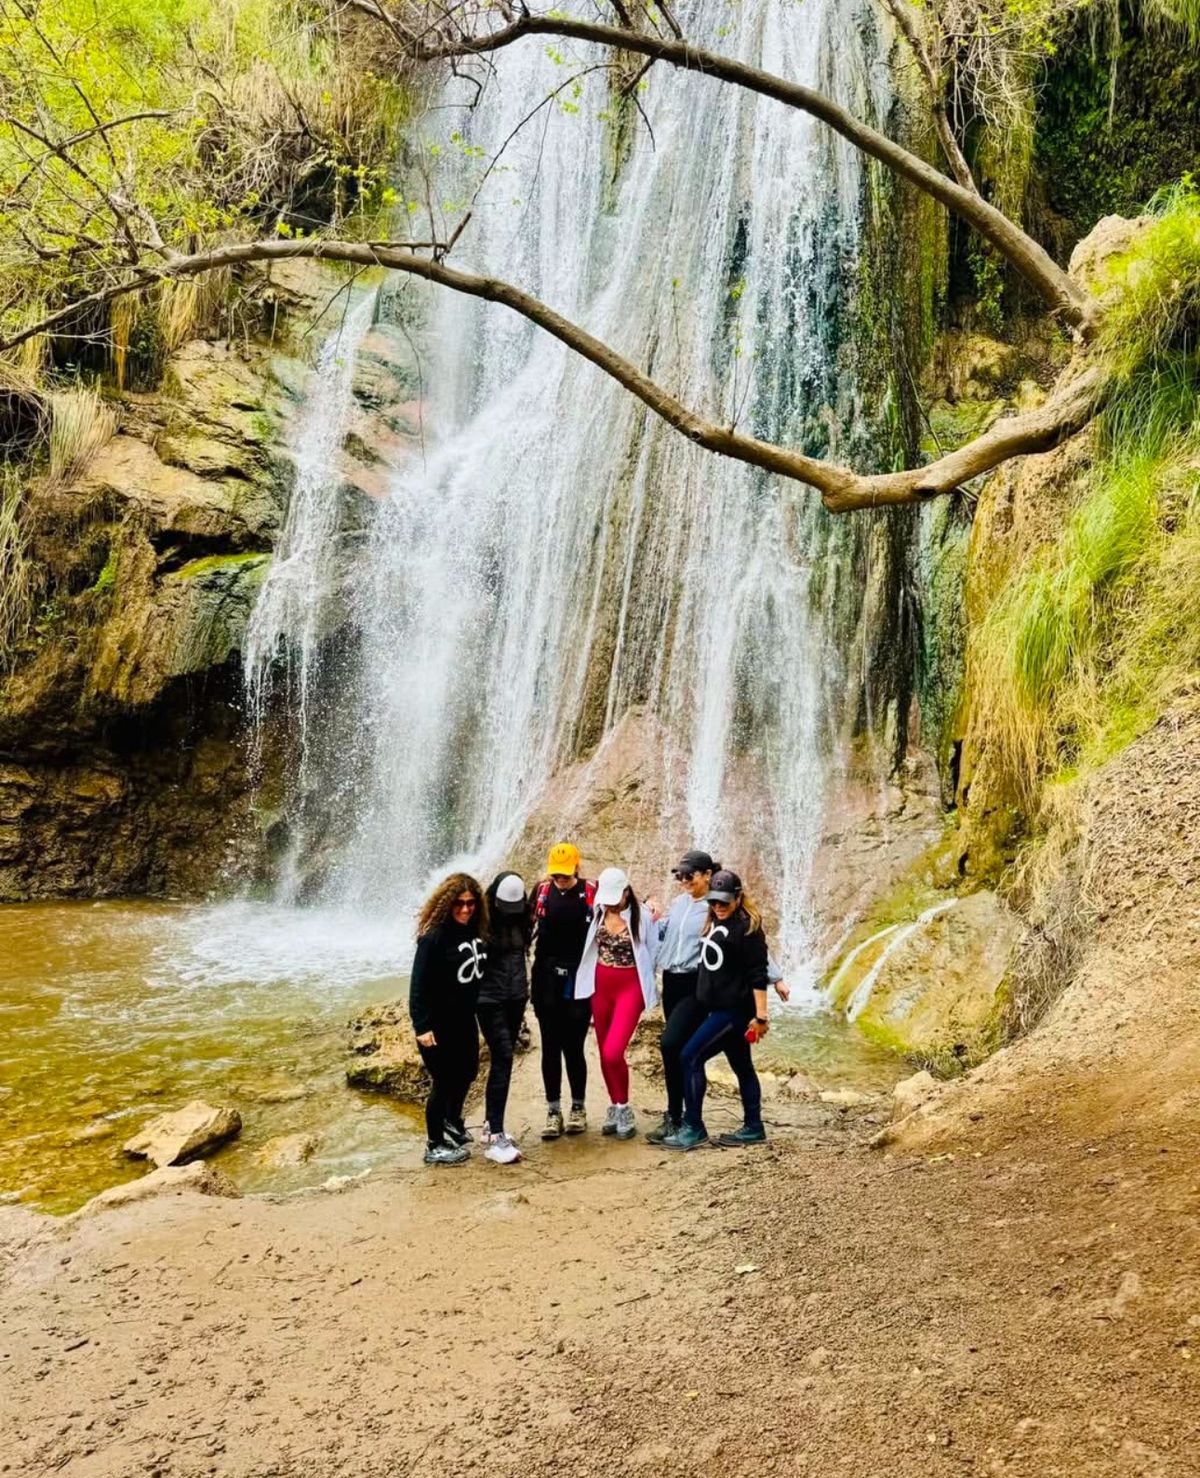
[973,179,1200,803]
[48,387,117,485]
[0,466,37,668]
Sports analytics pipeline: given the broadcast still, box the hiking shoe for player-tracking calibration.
[423,1141,469,1166]
[715,1124,768,1147]
[661,1123,709,1151]
[565,1103,587,1135]
[615,1105,637,1140]
[600,1105,619,1137]
[541,1108,564,1140]
[645,1113,679,1146]
[445,1120,473,1147]
[484,1132,522,1165]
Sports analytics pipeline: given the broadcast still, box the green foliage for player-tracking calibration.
[0,0,411,386]
[1035,1,1200,239]
[972,181,1200,798]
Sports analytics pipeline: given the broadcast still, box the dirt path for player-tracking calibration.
[2,1041,1198,1478]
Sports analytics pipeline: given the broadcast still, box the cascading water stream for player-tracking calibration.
[247,0,897,988]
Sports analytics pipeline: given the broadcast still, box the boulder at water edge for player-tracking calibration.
[75,1162,240,1217]
[122,1100,241,1167]
[346,1002,430,1101]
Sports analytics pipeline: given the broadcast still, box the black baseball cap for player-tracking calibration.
[673,849,717,878]
[705,869,742,903]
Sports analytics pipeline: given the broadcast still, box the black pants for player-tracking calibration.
[660,970,704,1122]
[416,1019,479,1146]
[532,963,591,1105]
[476,997,526,1135]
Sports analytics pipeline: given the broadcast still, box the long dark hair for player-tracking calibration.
[485,872,532,951]
[417,872,487,938]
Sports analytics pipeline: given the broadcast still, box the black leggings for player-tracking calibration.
[475,997,526,1135]
[416,1020,479,1146]
[531,967,591,1105]
[660,970,705,1122]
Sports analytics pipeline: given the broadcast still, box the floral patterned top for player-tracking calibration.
[596,920,636,969]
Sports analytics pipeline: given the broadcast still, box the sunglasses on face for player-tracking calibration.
[453,898,477,910]
[673,871,695,882]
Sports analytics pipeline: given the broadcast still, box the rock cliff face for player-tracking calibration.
[0,263,421,900]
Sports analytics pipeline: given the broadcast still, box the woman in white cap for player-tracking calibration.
[574,868,657,1139]
[476,872,531,1165]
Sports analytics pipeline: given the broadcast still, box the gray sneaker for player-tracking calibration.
[615,1105,637,1140]
[541,1107,564,1140]
[565,1102,587,1135]
[601,1105,619,1136]
[423,1141,469,1166]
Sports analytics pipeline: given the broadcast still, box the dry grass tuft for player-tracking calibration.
[48,387,117,485]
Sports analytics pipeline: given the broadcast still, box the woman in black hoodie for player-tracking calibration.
[476,872,531,1165]
[662,870,770,1151]
[409,872,487,1166]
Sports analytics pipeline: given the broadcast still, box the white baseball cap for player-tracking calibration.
[494,873,526,914]
[595,867,630,907]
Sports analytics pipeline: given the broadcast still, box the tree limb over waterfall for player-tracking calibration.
[344,0,1098,335]
[0,236,1107,513]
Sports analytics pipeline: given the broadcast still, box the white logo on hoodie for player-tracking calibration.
[700,925,728,974]
[457,939,485,984]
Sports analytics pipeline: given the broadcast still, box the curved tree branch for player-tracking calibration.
[0,236,1105,513]
[345,1,1098,333]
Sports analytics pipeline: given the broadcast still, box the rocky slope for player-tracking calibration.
[0,264,422,900]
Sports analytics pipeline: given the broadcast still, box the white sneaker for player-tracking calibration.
[615,1104,637,1140]
[485,1132,521,1165]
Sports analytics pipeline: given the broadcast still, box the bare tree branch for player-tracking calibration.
[0,236,1106,512]
[880,0,977,193]
[344,1,1097,332]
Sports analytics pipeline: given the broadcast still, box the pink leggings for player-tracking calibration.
[592,962,644,1104]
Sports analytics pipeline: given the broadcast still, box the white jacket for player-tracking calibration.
[574,905,659,1011]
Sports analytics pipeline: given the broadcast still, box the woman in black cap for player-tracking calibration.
[476,872,531,1165]
[662,869,770,1151]
[645,849,717,1144]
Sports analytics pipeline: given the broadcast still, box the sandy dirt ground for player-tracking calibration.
[2,1029,1198,1478]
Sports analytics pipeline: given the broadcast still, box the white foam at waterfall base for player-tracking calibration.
[244,0,894,986]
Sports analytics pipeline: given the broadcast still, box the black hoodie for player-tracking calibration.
[696,907,769,1015]
[408,921,487,1035]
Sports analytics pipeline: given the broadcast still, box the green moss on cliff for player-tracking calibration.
[1036,5,1200,240]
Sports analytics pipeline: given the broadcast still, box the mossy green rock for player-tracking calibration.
[839,890,1022,1062]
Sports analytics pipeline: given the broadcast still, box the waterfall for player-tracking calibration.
[249,0,897,983]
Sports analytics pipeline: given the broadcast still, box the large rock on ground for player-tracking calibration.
[347,1002,429,1101]
[123,1100,241,1167]
[74,1162,240,1217]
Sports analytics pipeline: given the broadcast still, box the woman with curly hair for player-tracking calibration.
[408,872,487,1166]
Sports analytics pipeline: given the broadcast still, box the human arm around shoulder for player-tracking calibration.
[408,933,437,1047]
[767,955,791,1002]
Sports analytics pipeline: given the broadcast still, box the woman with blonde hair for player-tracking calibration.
[663,869,770,1151]
[408,872,487,1166]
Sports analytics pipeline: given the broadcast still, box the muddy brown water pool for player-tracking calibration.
[1,900,903,1213]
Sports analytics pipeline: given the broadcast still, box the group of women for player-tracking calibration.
[407,843,784,1166]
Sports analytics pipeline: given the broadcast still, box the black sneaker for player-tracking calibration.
[714,1124,767,1147]
[423,1141,469,1166]
[645,1113,679,1146]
